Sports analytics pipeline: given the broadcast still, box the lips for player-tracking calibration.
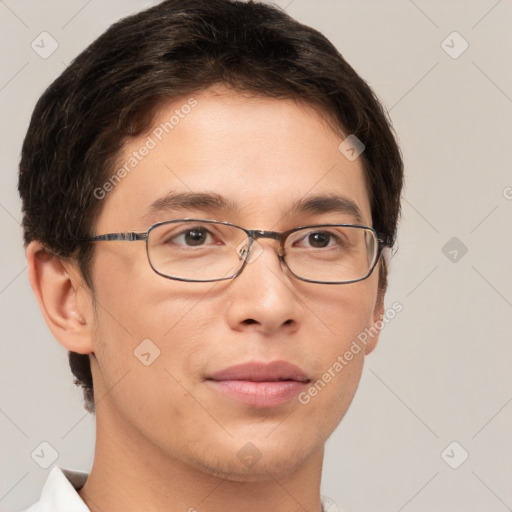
[208,360,310,382]
[206,361,310,408]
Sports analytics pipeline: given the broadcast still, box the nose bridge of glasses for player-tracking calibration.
[249,229,282,241]
[251,230,286,252]
[239,229,285,262]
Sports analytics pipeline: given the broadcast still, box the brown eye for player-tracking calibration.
[167,227,214,246]
[183,228,208,246]
[306,232,332,248]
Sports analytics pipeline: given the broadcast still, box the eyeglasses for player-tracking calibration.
[85,219,393,284]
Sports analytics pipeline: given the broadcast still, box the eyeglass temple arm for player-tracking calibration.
[87,232,148,242]
[379,234,395,248]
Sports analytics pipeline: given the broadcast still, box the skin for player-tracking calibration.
[27,86,385,512]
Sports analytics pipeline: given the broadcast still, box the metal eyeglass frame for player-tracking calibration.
[84,218,394,284]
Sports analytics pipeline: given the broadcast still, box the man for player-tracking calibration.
[19,0,403,510]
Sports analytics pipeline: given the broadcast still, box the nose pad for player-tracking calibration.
[235,238,264,264]
[235,238,249,262]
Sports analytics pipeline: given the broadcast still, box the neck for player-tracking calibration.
[78,403,325,512]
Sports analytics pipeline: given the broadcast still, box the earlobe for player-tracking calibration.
[26,241,94,355]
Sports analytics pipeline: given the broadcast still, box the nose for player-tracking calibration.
[224,240,303,337]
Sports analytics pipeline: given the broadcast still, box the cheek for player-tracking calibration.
[89,247,221,396]
[89,276,218,443]
[296,278,379,417]
[309,274,379,346]
[91,244,208,339]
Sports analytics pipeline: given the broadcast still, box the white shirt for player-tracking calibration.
[23,467,89,512]
[23,466,342,512]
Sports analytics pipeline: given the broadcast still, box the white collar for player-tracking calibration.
[24,466,89,512]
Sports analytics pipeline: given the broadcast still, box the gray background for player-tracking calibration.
[1,1,511,511]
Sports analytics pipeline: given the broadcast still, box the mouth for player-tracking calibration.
[206,361,311,408]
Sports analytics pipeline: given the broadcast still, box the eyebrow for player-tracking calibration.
[288,193,365,224]
[143,191,240,220]
[143,191,364,224]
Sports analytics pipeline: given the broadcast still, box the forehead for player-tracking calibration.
[95,87,372,232]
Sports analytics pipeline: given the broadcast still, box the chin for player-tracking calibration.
[186,436,322,482]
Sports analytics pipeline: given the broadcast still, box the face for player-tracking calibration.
[86,87,383,480]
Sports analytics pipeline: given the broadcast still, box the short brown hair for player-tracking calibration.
[18,0,403,413]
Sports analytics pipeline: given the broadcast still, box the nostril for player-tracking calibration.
[243,318,258,325]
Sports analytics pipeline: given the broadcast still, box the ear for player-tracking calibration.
[26,241,95,354]
[364,283,386,355]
